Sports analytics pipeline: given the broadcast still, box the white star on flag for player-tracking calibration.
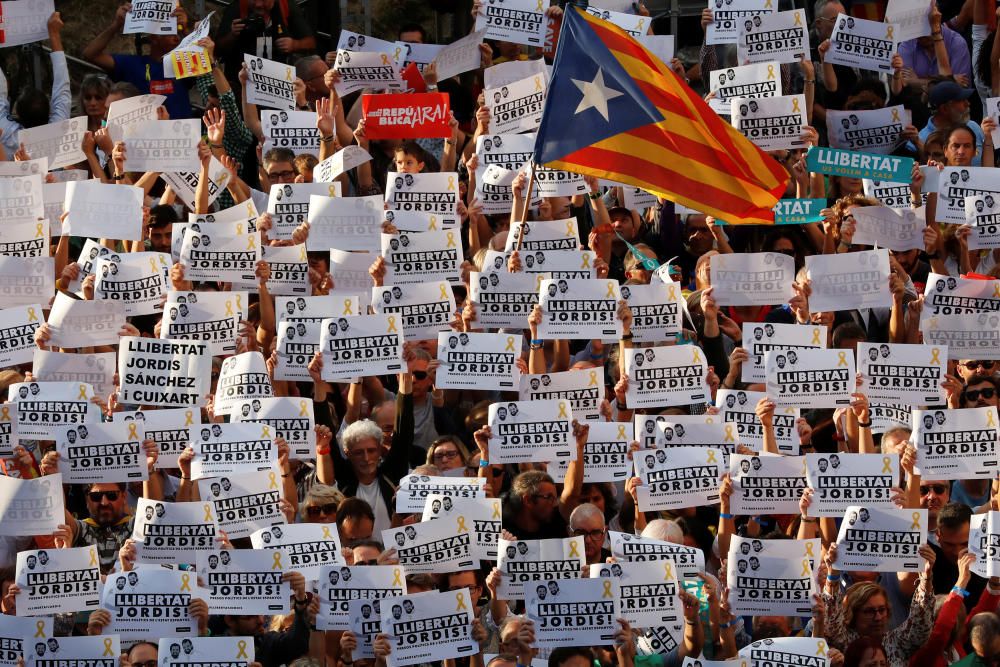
[571,68,623,122]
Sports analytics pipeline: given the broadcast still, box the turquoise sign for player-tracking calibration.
[806,146,913,182]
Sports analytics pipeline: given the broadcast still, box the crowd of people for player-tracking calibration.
[3,0,1000,666]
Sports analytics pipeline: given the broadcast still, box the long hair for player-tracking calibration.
[843,581,886,630]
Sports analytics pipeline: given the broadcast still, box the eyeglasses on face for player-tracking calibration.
[532,493,557,503]
[433,449,459,461]
[967,387,997,401]
[412,370,429,380]
[88,490,121,502]
[920,484,948,495]
[572,528,606,542]
[306,503,338,518]
[858,605,889,617]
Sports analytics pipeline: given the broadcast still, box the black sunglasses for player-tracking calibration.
[963,361,995,370]
[306,503,338,518]
[412,370,428,380]
[88,490,120,502]
[967,387,996,401]
[920,484,948,495]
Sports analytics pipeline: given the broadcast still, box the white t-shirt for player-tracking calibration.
[356,478,391,538]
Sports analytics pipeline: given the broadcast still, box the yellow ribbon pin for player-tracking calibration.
[89,547,98,567]
[811,328,821,345]
[204,504,214,522]
[344,299,354,315]
[881,456,892,474]
[506,336,516,352]
[557,402,568,418]
[588,370,598,387]
[446,231,457,248]
[930,348,941,365]
[180,572,191,591]
[127,422,138,440]
[272,551,283,570]
[103,638,114,657]
[911,512,921,529]
[392,568,403,586]
[268,471,278,490]
[34,620,46,637]
[440,283,450,300]
[78,384,88,400]
[568,540,580,558]
[27,307,38,322]
[837,351,848,367]
[237,640,249,659]
[184,410,194,426]
[387,315,398,333]
[456,591,468,610]
[601,580,614,598]
[801,558,811,576]
[456,516,469,533]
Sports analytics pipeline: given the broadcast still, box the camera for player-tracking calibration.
[243,14,266,34]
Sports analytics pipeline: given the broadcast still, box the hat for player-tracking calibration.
[607,206,632,220]
[929,81,975,108]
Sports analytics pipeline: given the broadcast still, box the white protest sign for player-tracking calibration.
[180,222,260,283]
[25,637,119,667]
[0,256,52,307]
[742,322,826,383]
[913,406,1000,479]
[488,399,573,464]
[381,230,462,285]
[382,518,477,575]
[381,588,477,667]
[851,205,925,251]
[475,132,534,214]
[65,180,143,240]
[827,106,905,154]
[834,505,927,572]
[965,194,1000,249]
[658,417,740,462]
[278,294,364,325]
[0,403,16,457]
[275,320,320,382]
[740,637,830,667]
[124,0,177,34]
[421,495,502,561]
[55,421,146,484]
[0,304,42,368]
[197,468,285,539]
[471,270,545,331]
[610,531,706,580]
[0,174,44,225]
[32,350,114,405]
[710,252,796,306]
[122,119,199,172]
[590,560,681,629]
[46,292,125,348]
[621,282,684,343]
[337,31,399,55]
[485,73,546,135]
[115,407,199,469]
[0,217,47,257]
[332,50,402,96]
[15,546,101,614]
[106,94,166,142]
[244,54,296,110]
[731,95,807,152]
[0,158,47,177]
[970,512,1000,579]
[434,29,486,80]
[885,0,930,41]
[329,248,376,293]
[118,337,211,408]
[262,109,320,155]
[317,565,405,631]
[0,474,64,536]
[133,498,218,564]
[520,368,602,422]
[0,0,54,47]
[232,396,315,460]
[921,312,1000,359]
[319,313,403,382]
[0,616,54,667]
[213,351,274,416]
[475,0,546,46]
[314,145,372,183]
[826,14,896,72]
[190,423,276,481]
[625,345,709,409]
[526,577,619,647]
[497,537,585,599]
[10,381,101,438]
[396,475,486,514]
[250,523,345,580]
[635,447,723,511]
[766,347,854,409]
[937,166,1000,224]
[864,177,919,209]
[372,281,455,341]
[728,552,815,617]
[436,331,520,391]
[706,0,774,45]
[163,290,245,356]
[737,10,810,64]
[805,453,899,517]
[18,117,87,170]
[729,453,806,515]
[94,252,168,316]
[305,193,382,251]
[261,244,309,296]
[268,182,341,240]
[486,248,596,279]
[103,568,200,639]
[858,342,946,405]
[507,218,579,252]
[805,248,892,312]
[922,271,1000,318]
[156,637,253,667]
[385,171,459,229]
[537,278,621,340]
[549,421,632,483]
[161,155,230,210]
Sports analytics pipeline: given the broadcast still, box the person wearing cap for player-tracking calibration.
[917,80,989,166]
[898,5,972,90]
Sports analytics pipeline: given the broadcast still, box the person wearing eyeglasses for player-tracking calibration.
[958,360,997,383]
[426,436,470,474]
[567,503,609,565]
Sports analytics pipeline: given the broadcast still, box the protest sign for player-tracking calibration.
[385,171,459,229]
[537,278,621,340]
[275,320,321,382]
[621,283,683,342]
[268,182,341,240]
[624,345,709,409]
[858,342,946,405]
[383,517,477,574]
[104,568,199,639]
[0,474,64,536]
[314,145,373,183]
[488,399,573,464]
[15,546,100,614]
[885,0,931,41]
[834,505,927,572]
[421,495,501,561]
[163,290,245,356]
[549,421,633,483]
[162,12,211,78]
[198,468,285,540]
[827,106,905,154]
[337,30,399,54]
[806,146,913,181]
[381,587,477,667]
[609,531,706,580]
[913,406,999,479]
[118,337,211,408]
[938,166,1000,224]
[261,110,320,155]
[94,252,168,316]
[826,13,896,72]
[25,637,119,667]
[156,637,254,667]
[0,158,47,178]
[497,537,585,599]
[65,180,143,240]
[485,73,546,135]
[106,94,165,142]
[706,0,774,44]
[526,577,619,648]
[731,95,807,152]
[190,422,276,480]
[346,598,383,659]
[590,560,681,629]
[486,248,596,279]
[507,218,579,252]
[969,512,1000,579]
[0,257,53,308]
[180,222,260,284]
[362,93,451,139]
[260,244,310,295]
[922,272,1000,317]
[520,369,602,422]
[122,119,200,172]
[132,498,218,564]
[332,50,402,95]
[635,447,723,512]
[46,292,125,348]
[710,64,778,114]
[470,270,545,330]
[475,0,546,46]
[18,117,86,170]
[768,197,826,224]
[921,312,1000,359]
[851,205,925,251]
[765,347,854,409]
[232,396,315,460]
[161,155,230,210]
[396,475,486,514]
[115,407,199,469]
[965,194,1000,249]
[250,523,345,581]
[805,453,899,517]
[739,637,829,667]
[319,313,403,382]
[0,616,53,667]
[584,5,650,35]
[737,10,809,64]
[0,217,48,257]
[0,174,44,227]
[727,552,815,617]
[433,30,486,80]
[0,0,54,46]
[742,322,826,383]
[710,252,796,306]
[10,381,101,438]
[372,281,456,341]
[863,178,915,208]
[436,331,520,390]
[731,534,820,565]
[0,304,42,368]
[32,350,115,407]
[533,164,588,197]
[805,248,892,312]
[279,294,364,325]
[244,54,295,110]
[55,421,146,484]
[306,194,383,251]
[317,565,405,631]
[381,230,462,285]
[475,132,535,214]
[729,454,806,515]
[658,416,740,463]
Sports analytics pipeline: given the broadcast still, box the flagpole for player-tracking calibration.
[514,163,536,253]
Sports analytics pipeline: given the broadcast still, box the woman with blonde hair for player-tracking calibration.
[299,484,344,523]
[425,435,470,473]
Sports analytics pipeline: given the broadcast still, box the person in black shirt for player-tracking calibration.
[215,0,316,82]
[931,502,986,610]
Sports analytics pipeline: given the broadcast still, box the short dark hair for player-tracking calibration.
[263,147,296,168]
[127,642,158,658]
[348,538,384,551]
[149,204,179,228]
[398,23,427,40]
[937,502,972,531]
[336,497,375,528]
[394,141,427,164]
[14,89,49,129]
[946,124,977,147]
[832,322,866,348]
[964,374,1000,405]
[549,647,594,667]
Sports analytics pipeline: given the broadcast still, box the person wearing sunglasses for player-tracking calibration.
[46,482,136,575]
[958,361,998,383]
[963,375,1000,410]
[299,483,344,524]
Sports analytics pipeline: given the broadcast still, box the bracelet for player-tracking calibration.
[112,173,125,180]
[720,512,733,520]
[180,475,190,481]
[857,419,872,428]
[827,574,841,582]
[210,143,223,149]
[316,446,330,456]
[588,192,601,200]
[801,517,818,523]
[719,619,738,629]
[529,343,543,350]
[531,339,543,345]
[479,458,490,468]
[320,135,335,143]
[803,79,815,84]
[953,585,970,597]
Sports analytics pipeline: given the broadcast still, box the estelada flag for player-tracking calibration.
[533,7,789,224]
[362,92,451,140]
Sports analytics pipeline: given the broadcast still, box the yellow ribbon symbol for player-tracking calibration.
[237,640,249,659]
[534,75,543,92]
[321,525,333,540]
[707,449,718,464]
[236,224,244,235]
[236,295,243,311]
[601,580,614,598]
[456,516,469,532]
[103,638,114,657]
[791,97,800,113]
[663,562,673,580]
[225,300,234,316]
[272,551,283,569]
[387,315,398,333]
[801,559,811,576]
[565,220,575,236]
[204,504,214,521]
[557,402,568,418]
[568,540,580,558]
[456,591,468,610]
[27,307,38,322]
[78,384,88,399]
[793,10,803,25]
[581,253,591,270]
[811,328,821,345]
[692,348,703,364]
[180,573,191,591]
[911,512,921,530]
[429,216,438,230]
[380,54,390,66]
[637,18,645,31]
[666,284,677,301]
[447,176,456,191]
[804,541,815,557]
[837,351,848,367]
[724,425,735,442]
[184,410,194,426]
[605,280,616,298]
[891,108,900,122]
[492,501,501,519]
[268,471,278,489]
[285,67,293,81]
[35,222,43,238]
[446,231,456,248]
[328,184,337,197]
[439,283,450,300]
[392,568,403,586]
[149,257,159,273]
[247,235,257,250]
[881,456,892,474]
[506,336,516,352]
[34,620,46,637]
[89,547,98,567]
[344,299,354,315]
[766,64,776,79]
[299,400,309,416]
[3,404,14,420]
[393,46,402,61]
[617,425,626,440]
[588,370,598,387]
[261,425,271,438]
[299,245,307,262]
[127,422,138,440]
[885,25,894,40]
[930,348,941,365]
[536,0,544,10]
[988,411,997,428]
[816,640,827,657]
[994,283,1000,298]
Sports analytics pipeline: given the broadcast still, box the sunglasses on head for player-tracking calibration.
[306,503,338,518]
[967,387,997,401]
[963,361,995,370]
[88,490,120,502]
[920,484,948,495]
[412,370,428,380]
